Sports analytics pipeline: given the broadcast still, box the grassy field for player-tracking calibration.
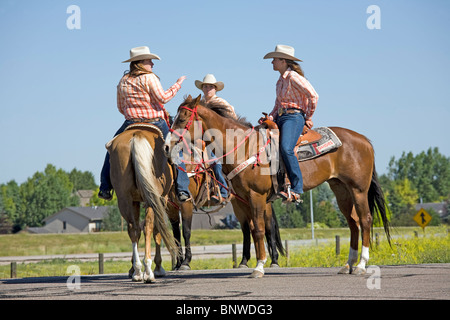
[0,226,448,279]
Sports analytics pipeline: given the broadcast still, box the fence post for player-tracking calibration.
[232,243,237,268]
[285,240,289,267]
[10,262,17,278]
[335,235,340,256]
[98,253,104,274]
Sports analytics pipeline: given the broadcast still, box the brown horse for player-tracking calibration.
[165,150,284,270]
[165,95,390,278]
[108,126,178,283]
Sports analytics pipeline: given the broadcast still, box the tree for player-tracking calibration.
[68,168,97,191]
[387,147,450,203]
[16,164,80,228]
[273,199,305,228]
[102,206,124,231]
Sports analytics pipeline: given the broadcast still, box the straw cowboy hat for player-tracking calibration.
[263,44,302,62]
[122,46,161,63]
[195,74,224,91]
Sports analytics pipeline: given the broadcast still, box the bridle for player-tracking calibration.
[169,104,255,165]
[169,104,202,156]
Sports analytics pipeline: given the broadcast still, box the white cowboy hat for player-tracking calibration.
[122,46,161,63]
[263,44,302,62]
[195,74,225,91]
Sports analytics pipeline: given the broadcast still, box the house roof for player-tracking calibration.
[415,202,448,217]
[43,206,110,223]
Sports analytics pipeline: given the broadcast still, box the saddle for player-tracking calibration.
[260,116,341,202]
[261,118,322,154]
[124,122,164,140]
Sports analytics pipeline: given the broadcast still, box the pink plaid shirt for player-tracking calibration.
[269,68,318,120]
[117,73,181,120]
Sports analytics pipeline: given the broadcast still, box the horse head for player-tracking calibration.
[163,94,202,161]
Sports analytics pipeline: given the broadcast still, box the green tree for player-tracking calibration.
[388,147,450,203]
[102,206,124,231]
[0,180,21,228]
[16,164,80,228]
[273,199,305,228]
[68,168,97,191]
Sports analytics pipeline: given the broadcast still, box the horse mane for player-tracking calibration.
[181,95,253,128]
[205,101,253,128]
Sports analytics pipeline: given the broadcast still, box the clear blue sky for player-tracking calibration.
[0,0,449,185]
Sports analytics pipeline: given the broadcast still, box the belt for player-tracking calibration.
[278,108,305,117]
[129,117,162,123]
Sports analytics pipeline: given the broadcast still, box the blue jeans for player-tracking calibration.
[100,119,190,196]
[210,150,228,198]
[276,112,305,194]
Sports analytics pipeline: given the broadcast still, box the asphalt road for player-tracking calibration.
[1,264,449,301]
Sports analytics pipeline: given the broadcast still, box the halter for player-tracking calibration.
[169,104,202,155]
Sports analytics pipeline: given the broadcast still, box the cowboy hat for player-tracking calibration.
[122,46,161,63]
[195,74,225,91]
[263,44,302,62]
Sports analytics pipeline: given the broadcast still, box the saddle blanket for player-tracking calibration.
[296,127,342,161]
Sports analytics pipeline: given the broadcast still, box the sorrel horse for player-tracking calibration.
[108,126,178,283]
[165,95,390,278]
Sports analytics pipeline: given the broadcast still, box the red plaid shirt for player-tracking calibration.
[117,73,181,120]
[269,68,318,120]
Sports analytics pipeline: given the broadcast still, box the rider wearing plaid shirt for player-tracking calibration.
[262,45,319,203]
[99,46,190,202]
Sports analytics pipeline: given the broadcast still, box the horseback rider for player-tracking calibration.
[260,45,319,203]
[99,46,191,202]
[195,74,234,204]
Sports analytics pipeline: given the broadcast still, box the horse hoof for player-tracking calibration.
[132,274,143,282]
[179,264,191,271]
[144,276,156,283]
[352,267,366,276]
[238,264,249,269]
[154,267,166,278]
[338,265,351,274]
[249,270,264,278]
[270,263,280,268]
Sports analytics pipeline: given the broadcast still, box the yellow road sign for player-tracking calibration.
[413,208,432,228]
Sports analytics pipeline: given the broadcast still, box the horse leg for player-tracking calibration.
[265,203,283,267]
[249,192,267,278]
[121,200,143,282]
[352,192,372,275]
[180,201,193,270]
[329,180,360,274]
[143,207,156,283]
[168,205,183,270]
[231,199,252,268]
[240,221,251,268]
[153,231,166,277]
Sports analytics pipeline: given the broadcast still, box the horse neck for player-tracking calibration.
[197,105,253,171]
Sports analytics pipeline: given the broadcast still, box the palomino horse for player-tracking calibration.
[108,126,178,283]
[165,95,390,278]
[165,149,284,270]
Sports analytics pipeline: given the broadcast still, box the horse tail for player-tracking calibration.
[368,164,392,246]
[270,203,285,256]
[130,132,178,257]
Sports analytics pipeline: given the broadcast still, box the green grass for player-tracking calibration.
[0,227,448,279]
[0,226,441,257]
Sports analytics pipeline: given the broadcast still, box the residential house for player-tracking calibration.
[28,206,109,234]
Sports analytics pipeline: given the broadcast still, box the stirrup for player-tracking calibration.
[278,190,303,204]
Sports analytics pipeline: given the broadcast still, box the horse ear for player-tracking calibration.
[186,95,192,102]
[194,94,201,104]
